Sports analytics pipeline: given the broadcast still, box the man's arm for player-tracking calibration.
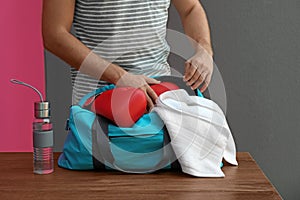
[172,0,213,92]
[42,0,159,109]
[42,0,126,83]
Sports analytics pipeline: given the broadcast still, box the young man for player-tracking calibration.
[42,0,213,109]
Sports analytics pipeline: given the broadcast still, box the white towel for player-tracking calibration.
[152,89,238,177]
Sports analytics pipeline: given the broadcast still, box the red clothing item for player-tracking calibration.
[91,82,179,127]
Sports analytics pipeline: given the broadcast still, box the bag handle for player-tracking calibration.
[78,78,203,107]
[78,84,115,107]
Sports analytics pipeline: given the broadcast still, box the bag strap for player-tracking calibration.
[195,88,204,97]
[78,84,115,107]
[78,76,203,107]
[152,75,203,97]
[92,115,113,170]
[92,113,176,173]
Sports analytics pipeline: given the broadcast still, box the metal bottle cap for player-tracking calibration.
[34,101,50,118]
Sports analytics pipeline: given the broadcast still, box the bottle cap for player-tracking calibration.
[34,101,50,118]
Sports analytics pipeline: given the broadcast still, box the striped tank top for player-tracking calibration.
[71,0,171,103]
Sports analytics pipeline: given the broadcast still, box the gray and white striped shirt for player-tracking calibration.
[71,0,171,103]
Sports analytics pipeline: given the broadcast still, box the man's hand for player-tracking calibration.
[115,73,160,111]
[172,0,213,92]
[184,49,213,92]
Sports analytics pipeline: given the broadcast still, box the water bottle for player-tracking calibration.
[10,79,54,174]
[33,101,54,174]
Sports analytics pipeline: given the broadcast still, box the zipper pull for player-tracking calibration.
[65,119,70,131]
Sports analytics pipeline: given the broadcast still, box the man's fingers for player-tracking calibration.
[200,82,208,93]
[141,85,158,111]
[144,76,161,85]
[146,85,158,102]
[186,69,201,86]
[145,94,154,111]
[184,62,197,82]
[191,72,207,90]
[200,74,212,92]
[143,77,159,106]
[185,51,214,92]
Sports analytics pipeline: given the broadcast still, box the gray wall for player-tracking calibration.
[45,1,300,199]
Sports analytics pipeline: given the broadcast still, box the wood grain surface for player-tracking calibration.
[0,152,281,200]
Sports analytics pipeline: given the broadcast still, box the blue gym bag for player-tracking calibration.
[58,76,203,173]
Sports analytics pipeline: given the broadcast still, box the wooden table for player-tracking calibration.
[0,152,281,200]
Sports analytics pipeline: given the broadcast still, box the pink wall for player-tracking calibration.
[0,0,45,152]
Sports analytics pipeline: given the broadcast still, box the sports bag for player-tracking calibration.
[58,76,203,173]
